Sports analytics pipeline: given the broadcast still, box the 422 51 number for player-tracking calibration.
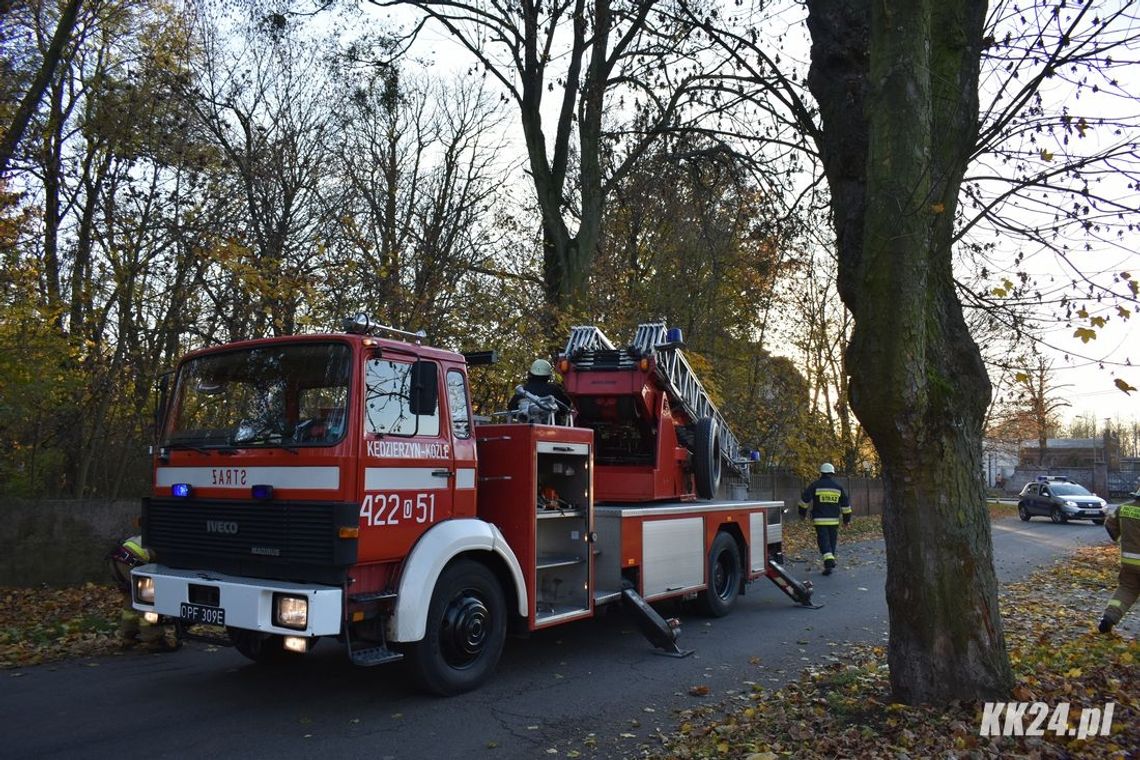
[360,492,437,526]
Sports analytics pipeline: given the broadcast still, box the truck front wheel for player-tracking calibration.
[409,559,507,696]
[696,532,742,617]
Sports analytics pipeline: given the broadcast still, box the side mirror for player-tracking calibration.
[409,361,438,416]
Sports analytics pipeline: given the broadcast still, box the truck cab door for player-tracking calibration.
[444,367,478,516]
[358,356,455,563]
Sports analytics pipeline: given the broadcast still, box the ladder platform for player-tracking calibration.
[564,323,749,478]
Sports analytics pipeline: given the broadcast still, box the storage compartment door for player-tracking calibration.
[641,517,703,599]
[749,512,768,573]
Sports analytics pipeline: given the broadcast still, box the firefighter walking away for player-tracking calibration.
[1099,490,1140,633]
[799,463,853,576]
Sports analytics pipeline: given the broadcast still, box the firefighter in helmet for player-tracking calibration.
[1099,490,1140,633]
[798,463,853,576]
[108,536,180,651]
[509,359,572,418]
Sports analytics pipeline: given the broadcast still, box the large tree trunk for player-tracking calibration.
[807,0,1014,703]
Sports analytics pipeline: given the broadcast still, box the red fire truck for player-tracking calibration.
[132,316,813,694]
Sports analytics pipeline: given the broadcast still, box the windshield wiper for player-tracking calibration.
[164,443,211,454]
[163,443,239,456]
[231,434,299,454]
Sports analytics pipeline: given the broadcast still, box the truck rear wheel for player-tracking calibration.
[696,532,742,617]
[694,417,721,500]
[409,558,507,696]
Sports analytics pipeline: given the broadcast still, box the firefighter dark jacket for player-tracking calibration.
[1106,497,1140,568]
[798,475,853,526]
[508,377,571,410]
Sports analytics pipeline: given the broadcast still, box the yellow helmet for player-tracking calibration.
[108,536,152,592]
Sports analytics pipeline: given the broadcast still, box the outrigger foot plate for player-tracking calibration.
[766,560,822,608]
[621,587,694,658]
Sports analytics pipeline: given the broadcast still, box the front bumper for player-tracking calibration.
[1061,505,1105,520]
[131,564,343,637]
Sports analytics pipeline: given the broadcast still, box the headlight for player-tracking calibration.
[273,594,308,630]
[1063,500,1078,508]
[134,575,155,605]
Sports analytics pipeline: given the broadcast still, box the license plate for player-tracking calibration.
[180,602,225,626]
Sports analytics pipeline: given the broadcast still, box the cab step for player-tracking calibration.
[350,645,404,667]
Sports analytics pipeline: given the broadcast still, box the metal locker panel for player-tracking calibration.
[642,517,703,598]
[750,512,767,573]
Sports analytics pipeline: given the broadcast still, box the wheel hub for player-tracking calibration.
[712,557,731,599]
[440,591,490,667]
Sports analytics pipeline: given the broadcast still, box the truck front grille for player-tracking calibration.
[143,498,358,585]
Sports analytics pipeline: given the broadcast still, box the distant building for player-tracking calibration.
[982,439,1019,488]
[1019,433,1120,470]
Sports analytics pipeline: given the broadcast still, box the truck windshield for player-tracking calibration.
[164,342,352,449]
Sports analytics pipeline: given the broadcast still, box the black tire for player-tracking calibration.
[1018,503,1031,522]
[696,532,742,617]
[409,559,507,696]
[1049,506,1067,524]
[694,417,722,500]
[229,629,293,664]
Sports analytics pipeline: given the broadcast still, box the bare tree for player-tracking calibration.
[329,63,508,340]
[683,0,1140,703]
[176,9,345,339]
[1011,355,1072,464]
[957,2,1140,363]
[370,0,730,316]
[0,0,85,175]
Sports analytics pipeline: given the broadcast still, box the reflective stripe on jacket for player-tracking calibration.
[1107,502,1140,567]
[799,475,851,526]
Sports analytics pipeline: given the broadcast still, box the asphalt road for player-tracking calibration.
[1,516,1117,759]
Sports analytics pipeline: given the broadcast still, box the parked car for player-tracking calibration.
[1017,477,1107,524]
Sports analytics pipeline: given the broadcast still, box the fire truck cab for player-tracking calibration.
[132,316,812,695]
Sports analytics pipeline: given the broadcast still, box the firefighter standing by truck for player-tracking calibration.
[108,536,180,651]
[798,463,853,576]
[1099,490,1140,633]
[509,359,571,409]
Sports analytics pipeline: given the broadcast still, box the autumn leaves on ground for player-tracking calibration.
[656,513,1139,759]
[2,512,1136,758]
